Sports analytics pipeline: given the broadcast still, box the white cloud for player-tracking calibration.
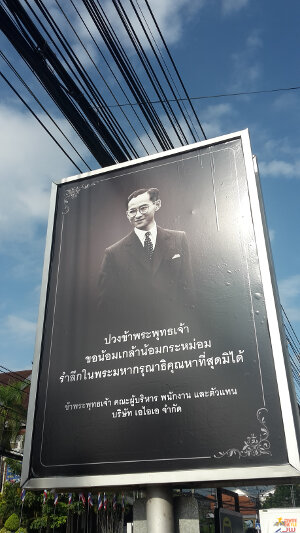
[202,103,232,120]
[142,0,205,45]
[71,41,97,69]
[268,229,275,242]
[246,30,263,50]
[3,314,36,342]
[261,135,300,158]
[278,275,300,322]
[283,307,300,322]
[272,92,300,111]
[230,30,263,91]
[259,159,300,178]
[133,110,206,156]
[222,0,249,15]
[279,275,300,302]
[133,103,233,156]
[0,104,89,246]
[81,0,207,53]
[231,53,261,87]
[201,103,233,138]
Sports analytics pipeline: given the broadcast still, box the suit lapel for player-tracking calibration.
[152,227,173,276]
[125,231,151,271]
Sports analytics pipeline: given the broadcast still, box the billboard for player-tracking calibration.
[22,130,300,489]
[259,509,300,533]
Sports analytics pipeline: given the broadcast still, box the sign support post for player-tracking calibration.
[146,485,174,533]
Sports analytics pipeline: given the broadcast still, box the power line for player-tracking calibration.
[83,0,174,151]
[54,0,147,158]
[31,0,139,160]
[0,0,127,167]
[134,0,199,142]
[113,0,189,147]
[0,50,92,171]
[0,367,31,397]
[144,0,206,140]
[1,0,207,163]
[68,0,159,155]
[282,305,300,349]
[0,367,30,386]
[106,85,300,108]
[0,70,84,173]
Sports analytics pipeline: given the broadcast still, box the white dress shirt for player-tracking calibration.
[134,224,157,250]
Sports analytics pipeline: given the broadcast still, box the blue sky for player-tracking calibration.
[0,0,299,370]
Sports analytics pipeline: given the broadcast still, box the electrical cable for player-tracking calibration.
[1,0,126,166]
[32,0,138,160]
[83,0,173,151]
[0,50,92,171]
[285,331,300,364]
[282,305,300,349]
[144,0,206,140]
[0,69,84,173]
[134,0,200,142]
[186,85,300,102]
[68,0,159,155]
[129,0,198,144]
[0,3,104,166]
[0,366,30,385]
[55,0,149,158]
[1,0,207,160]
[94,0,171,151]
[50,0,140,160]
[284,333,300,401]
[28,0,134,161]
[107,85,300,108]
[113,0,189,147]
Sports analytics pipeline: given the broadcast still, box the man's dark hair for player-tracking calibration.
[127,188,159,208]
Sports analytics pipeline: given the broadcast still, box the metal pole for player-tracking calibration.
[290,485,296,507]
[146,485,174,533]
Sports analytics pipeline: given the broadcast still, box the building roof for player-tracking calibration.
[0,369,32,409]
[0,370,31,387]
[206,493,258,517]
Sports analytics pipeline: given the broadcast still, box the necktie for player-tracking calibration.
[144,231,154,262]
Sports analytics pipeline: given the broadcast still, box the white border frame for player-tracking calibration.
[21,129,300,489]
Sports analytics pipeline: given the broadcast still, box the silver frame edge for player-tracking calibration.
[58,130,248,185]
[21,183,58,486]
[241,130,300,471]
[23,464,300,491]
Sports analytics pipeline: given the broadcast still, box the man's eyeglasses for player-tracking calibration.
[127,204,151,218]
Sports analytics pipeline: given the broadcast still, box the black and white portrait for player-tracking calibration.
[98,187,195,332]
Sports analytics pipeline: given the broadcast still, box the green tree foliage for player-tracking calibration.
[0,381,27,452]
[5,460,22,477]
[0,484,128,532]
[0,483,21,525]
[263,485,300,508]
[4,513,19,532]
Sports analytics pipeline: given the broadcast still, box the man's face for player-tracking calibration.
[127,192,161,231]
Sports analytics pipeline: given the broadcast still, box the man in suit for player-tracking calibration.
[98,187,194,331]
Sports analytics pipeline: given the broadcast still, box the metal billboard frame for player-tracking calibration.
[21,129,300,490]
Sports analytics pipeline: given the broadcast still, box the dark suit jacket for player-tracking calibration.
[98,226,194,331]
